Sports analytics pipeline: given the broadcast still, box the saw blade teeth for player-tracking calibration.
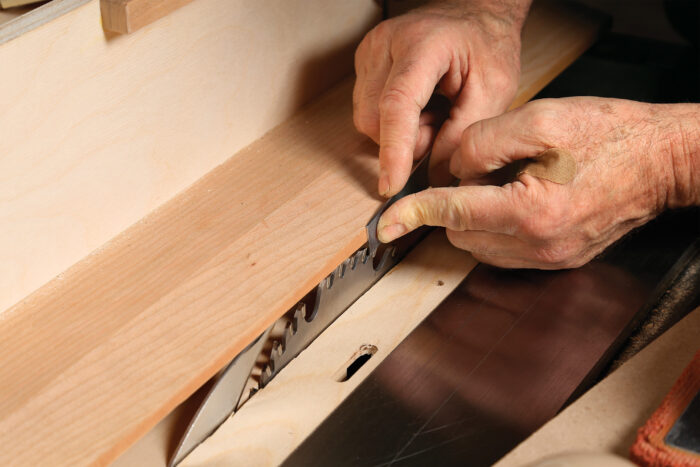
[260,242,406,389]
[285,321,295,340]
[292,303,305,326]
[271,340,283,358]
[260,365,273,387]
[359,247,370,265]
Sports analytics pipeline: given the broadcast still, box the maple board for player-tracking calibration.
[0,1,605,466]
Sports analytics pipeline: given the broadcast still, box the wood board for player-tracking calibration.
[180,231,477,466]
[0,0,379,316]
[0,1,605,466]
[101,0,195,34]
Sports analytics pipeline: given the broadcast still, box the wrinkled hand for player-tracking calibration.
[353,0,527,197]
[377,97,693,269]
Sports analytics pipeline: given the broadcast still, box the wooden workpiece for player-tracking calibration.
[0,1,605,465]
[101,0,194,34]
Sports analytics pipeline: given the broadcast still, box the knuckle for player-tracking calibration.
[379,87,411,110]
[533,241,575,266]
[379,87,415,115]
[370,20,393,39]
[446,191,469,231]
[524,99,560,133]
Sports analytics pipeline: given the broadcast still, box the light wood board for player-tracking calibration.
[496,306,700,466]
[0,2,604,466]
[0,0,379,316]
[101,0,195,34]
[180,231,477,466]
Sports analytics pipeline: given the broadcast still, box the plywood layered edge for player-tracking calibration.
[0,2,605,466]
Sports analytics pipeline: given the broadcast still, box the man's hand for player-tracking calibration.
[376,98,700,269]
[353,0,530,197]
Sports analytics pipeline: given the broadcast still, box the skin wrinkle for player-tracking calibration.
[357,1,699,269]
[353,0,529,196]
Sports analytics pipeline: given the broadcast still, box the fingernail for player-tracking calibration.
[378,223,407,243]
[378,170,391,197]
[449,154,461,177]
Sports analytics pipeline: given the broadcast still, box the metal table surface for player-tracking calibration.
[284,33,700,467]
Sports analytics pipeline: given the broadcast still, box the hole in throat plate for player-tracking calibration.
[335,344,378,382]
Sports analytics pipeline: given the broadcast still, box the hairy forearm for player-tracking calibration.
[424,0,533,31]
[664,103,700,208]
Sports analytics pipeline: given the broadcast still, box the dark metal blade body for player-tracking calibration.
[366,154,431,258]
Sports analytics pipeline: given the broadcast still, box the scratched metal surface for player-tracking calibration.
[283,208,698,467]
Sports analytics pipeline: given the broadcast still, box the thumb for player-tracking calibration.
[449,104,549,180]
[376,185,522,243]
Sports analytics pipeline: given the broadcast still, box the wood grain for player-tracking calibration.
[101,0,195,34]
[181,232,477,467]
[0,0,379,316]
[514,1,606,108]
[0,2,605,466]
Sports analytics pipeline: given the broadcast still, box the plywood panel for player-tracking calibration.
[0,0,379,315]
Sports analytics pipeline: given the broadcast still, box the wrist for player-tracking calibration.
[423,0,531,35]
[659,104,700,208]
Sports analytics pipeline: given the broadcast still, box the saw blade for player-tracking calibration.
[260,245,398,387]
[171,154,433,466]
[169,327,271,467]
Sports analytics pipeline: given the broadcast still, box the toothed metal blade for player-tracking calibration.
[260,245,398,387]
[169,327,271,467]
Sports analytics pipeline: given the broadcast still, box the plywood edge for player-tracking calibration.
[0,0,89,45]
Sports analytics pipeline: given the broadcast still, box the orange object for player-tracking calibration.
[631,349,700,466]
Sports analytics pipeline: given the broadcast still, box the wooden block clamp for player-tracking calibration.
[101,0,194,33]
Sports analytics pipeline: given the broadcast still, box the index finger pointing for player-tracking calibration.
[378,58,445,197]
